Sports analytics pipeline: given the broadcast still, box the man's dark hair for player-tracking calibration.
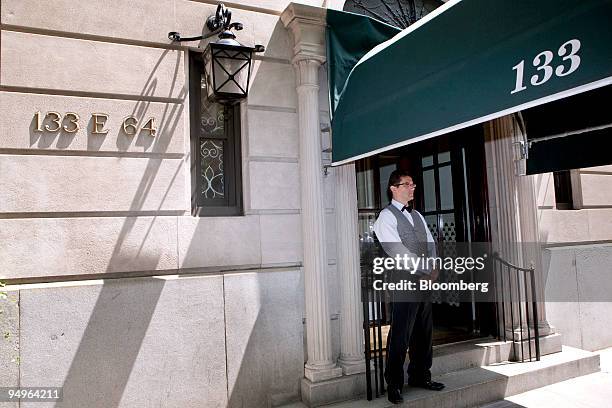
[387,169,413,202]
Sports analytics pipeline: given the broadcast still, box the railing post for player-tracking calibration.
[361,265,373,400]
[493,253,541,362]
[530,268,541,360]
[524,268,533,361]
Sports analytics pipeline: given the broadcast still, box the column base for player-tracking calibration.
[338,357,366,375]
[304,364,343,382]
[300,373,366,407]
[506,321,555,340]
[510,332,562,361]
[536,321,555,337]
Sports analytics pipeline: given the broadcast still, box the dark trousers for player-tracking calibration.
[384,300,433,390]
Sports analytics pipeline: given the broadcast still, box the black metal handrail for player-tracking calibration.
[491,252,541,362]
[360,242,386,400]
[360,248,541,401]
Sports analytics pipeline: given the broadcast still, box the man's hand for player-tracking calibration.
[430,268,439,282]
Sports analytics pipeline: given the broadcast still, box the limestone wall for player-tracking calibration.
[543,244,612,351]
[536,166,612,350]
[0,1,335,406]
[2,269,305,407]
[537,165,612,245]
[0,0,310,280]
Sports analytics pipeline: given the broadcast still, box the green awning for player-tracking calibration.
[523,85,612,174]
[326,9,400,116]
[330,0,612,165]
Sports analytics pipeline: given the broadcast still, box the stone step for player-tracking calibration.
[429,337,512,377]
[286,346,599,408]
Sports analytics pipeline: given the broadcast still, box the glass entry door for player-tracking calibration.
[356,125,493,345]
[417,137,478,343]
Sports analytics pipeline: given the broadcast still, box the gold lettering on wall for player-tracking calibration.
[31,111,159,138]
[34,111,44,132]
[45,112,62,132]
[63,112,80,133]
[122,116,138,135]
[142,118,157,137]
[91,113,109,134]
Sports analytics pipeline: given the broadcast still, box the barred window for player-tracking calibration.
[189,52,243,216]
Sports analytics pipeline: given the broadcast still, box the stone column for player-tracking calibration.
[335,163,366,375]
[513,117,553,336]
[282,4,342,383]
[486,117,522,343]
[485,115,556,352]
[486,117,521,264]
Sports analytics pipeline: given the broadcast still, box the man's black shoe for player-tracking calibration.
[408,379,445,391]
[387,387,404,404]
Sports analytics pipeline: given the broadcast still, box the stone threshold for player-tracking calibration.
[284,345,599,408]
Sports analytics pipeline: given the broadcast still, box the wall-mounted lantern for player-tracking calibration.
[168,3,265,104]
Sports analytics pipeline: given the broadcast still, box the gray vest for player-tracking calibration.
[386,204,433,258]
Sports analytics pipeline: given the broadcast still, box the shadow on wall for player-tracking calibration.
[54,49,184,406]
[58,276,166,408]
[179,17,297,269]
[227,19,307,408]
[28,115,77,149]
[177,18,305,406]
[105,47,184,270]
[223,271,305,408]
[247,20,295,109]
[27,50,184,154]
[54,14,301,407]
[543,244,612,351]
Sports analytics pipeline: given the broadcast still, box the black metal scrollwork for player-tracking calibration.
[344,0,442,29]
[206,4,244,34]
[169,3,243,42]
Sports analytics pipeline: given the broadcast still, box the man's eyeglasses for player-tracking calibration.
[394,182,417,189]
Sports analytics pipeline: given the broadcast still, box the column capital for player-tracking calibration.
[281,3,327,65]
[294,59,322,88]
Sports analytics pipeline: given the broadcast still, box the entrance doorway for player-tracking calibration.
[357,125,493,345]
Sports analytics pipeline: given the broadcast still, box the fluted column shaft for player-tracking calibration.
[486,116,552,339]
[335,163,366,374]
[514,121,552,334]
[488,117,521,263]
[295,59,342,382]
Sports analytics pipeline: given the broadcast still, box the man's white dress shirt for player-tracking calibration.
[373,199,437,274]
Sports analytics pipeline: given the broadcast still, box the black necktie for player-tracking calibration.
[401,204,413,213]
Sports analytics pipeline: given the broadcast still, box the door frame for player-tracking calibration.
[355,124,494,341]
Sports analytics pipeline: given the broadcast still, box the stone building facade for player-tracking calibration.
[1,1,326,406]
[1,1,611,407]
[537,167,612,351]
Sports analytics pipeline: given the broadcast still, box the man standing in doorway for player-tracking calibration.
[373,169,445,404]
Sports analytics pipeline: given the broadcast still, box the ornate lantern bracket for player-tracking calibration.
[168,3,244,43]
[168,3,265,103]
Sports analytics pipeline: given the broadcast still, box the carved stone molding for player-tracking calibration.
[281,3,327,64]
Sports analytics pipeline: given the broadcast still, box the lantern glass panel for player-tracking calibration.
[215,49,250,95]
[203,47,215,100]
[209,44,252,99]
